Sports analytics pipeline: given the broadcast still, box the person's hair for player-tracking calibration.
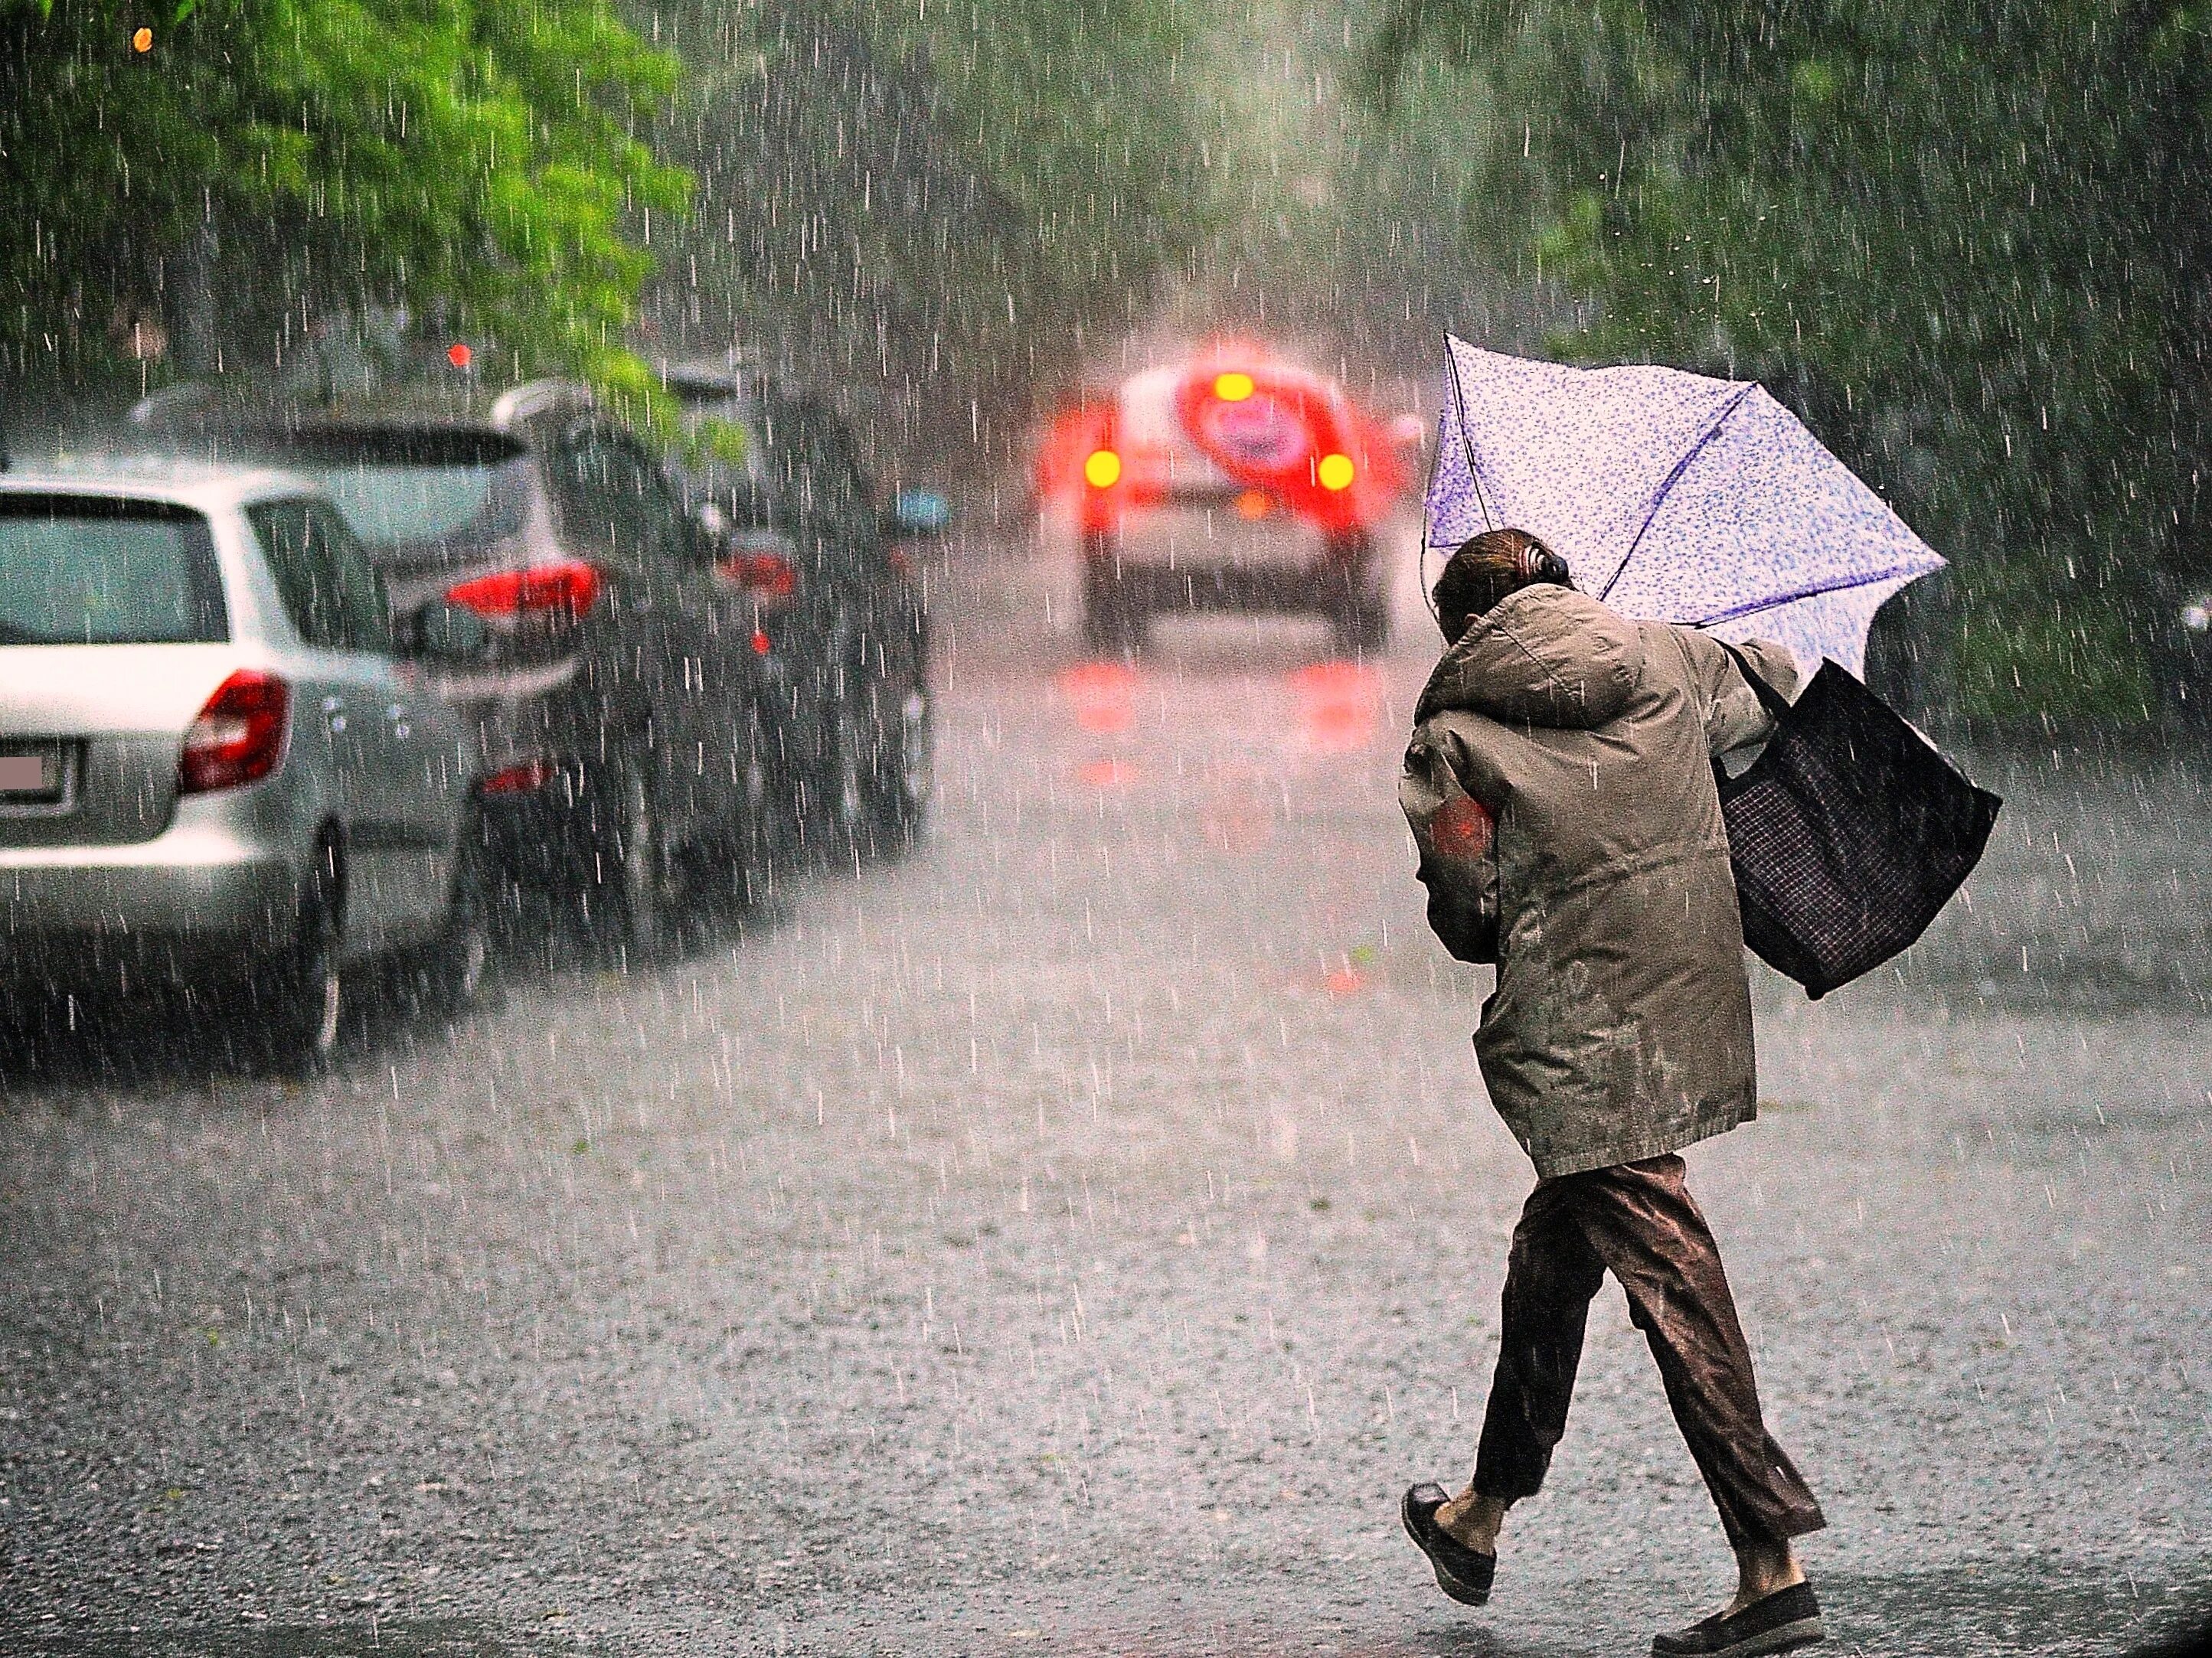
[1433,528,1573,638]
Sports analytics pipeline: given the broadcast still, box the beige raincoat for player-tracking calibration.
[1400,584,1799,1177]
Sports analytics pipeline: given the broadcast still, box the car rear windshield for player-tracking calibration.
[253,429,534,561]
[0,496,227,645]
[674,397,771,492]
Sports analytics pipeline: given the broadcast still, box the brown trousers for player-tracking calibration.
[1472,1154,1826,1548]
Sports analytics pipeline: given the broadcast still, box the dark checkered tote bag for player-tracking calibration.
[1715,645,2001,999]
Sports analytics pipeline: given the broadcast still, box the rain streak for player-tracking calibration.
[1,2,2207,1655]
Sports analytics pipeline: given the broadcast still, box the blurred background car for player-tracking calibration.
[0,461,484,1069]
[1038,349,1410,655]
[660,361,946,861]
[130,377,777,951]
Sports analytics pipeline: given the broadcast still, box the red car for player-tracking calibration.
[1041,353,1407,653]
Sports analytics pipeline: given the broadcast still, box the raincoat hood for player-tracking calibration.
[1415,584,1645,730]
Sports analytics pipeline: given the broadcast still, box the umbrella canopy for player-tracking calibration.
[1425,337,1945,677]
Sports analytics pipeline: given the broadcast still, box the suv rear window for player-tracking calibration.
[249,429,534,560]
[248,499,390,653]
[0,496,227,645]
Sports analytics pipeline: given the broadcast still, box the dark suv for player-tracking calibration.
[660,364,941,861]
[132,378,779,949]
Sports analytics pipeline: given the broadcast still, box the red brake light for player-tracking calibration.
[716,551,798,601]
[178,669,289,795]
[479,757,557,796]
[445,560,602,620]
[1083,449,1122,489]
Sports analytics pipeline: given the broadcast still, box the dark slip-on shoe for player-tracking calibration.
[1400,1483,1496,1607]
[1651,1581,1823,1657]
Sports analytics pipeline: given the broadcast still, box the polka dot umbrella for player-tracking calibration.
[1424,336,1946,678]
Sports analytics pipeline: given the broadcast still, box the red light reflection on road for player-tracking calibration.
[1058,659,1139,733]
[1076,757,1139,789]
[1289,660,1383,752]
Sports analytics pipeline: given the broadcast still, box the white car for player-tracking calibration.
[1062,355,1410,653]
[1,460,486,1067]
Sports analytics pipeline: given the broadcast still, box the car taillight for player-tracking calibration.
[479,757,557,796]
[717,551,798,602]
[444,560,603,620]
[1083,448,1122,489]
[178,669,289,795]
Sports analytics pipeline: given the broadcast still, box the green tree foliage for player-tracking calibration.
[1360,0,2212,724]
[2,0,686,405]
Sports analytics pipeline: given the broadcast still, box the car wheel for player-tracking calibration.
[1329,590,1390,654]
[606,765,675,959]
[1082,559,1145,655]
[815,685,871,864]
[1325,538,1389,654]
[717,736,783,908]
[407,811,491,1017]
[870,630,933,850]
[253,839,343,1074]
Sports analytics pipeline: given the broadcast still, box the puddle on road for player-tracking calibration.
[1057,660,1140,734]
[1057,654,1390,802]
[1289,661,1387,755]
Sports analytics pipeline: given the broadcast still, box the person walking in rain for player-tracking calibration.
[1397,529,1828,1658]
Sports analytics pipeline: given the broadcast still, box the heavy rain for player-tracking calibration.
[1,2,2207,1654]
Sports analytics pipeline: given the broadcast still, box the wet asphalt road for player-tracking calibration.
[2,524,2207,1656]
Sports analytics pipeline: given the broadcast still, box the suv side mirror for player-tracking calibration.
[405,598,490,660]
[882,488,950,540]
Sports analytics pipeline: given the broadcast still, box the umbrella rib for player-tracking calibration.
[1685,561,1939,629]
[1420,335,1490,620]
[1596,381,1760,603]
[1447,339,1498,536]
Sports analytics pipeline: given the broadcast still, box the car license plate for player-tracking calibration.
[0,749,60,801]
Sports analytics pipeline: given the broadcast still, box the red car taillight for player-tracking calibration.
[178,669,290,795]
[717,550,798,600]
[479,757,557,796]
[444,560,603,620]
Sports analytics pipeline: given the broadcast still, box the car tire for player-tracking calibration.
[406,811,491,1017]
[253,838,343,1075]
[606,764,675,960]
[810,671,873,868]
[1325,538,1389,654]
[869,627,932,851]
[1329,590,1390,655]
[717,730,783,908]
[1082,557,1145,655]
